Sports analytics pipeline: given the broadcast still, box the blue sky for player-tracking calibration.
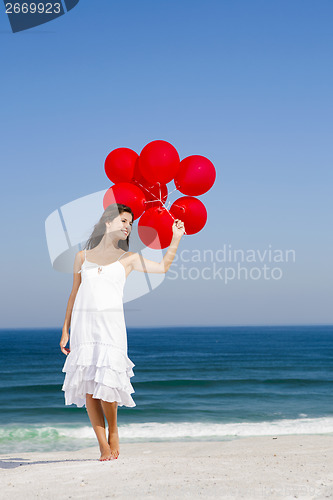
[0,0,332,328]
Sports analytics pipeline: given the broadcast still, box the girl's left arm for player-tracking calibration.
[130,219,185,274]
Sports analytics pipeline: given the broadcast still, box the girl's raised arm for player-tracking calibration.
[130,219,185,274]
[59,251,83,355]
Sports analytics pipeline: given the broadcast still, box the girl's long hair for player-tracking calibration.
[84,203,134,251]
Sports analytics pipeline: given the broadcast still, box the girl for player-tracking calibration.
[60,203,185,461]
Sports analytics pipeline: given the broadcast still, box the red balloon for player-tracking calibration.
[133,178,168,209]
[105,148,138,184]
[132,156,142,184]
[138,207,174,249]
[139,140,180,184]
[170,196,207,235]
[174,155,216,196]
[103,182,146,220]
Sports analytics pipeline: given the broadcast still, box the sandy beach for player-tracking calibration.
[1,435,332,499]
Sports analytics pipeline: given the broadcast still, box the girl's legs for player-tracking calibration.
[101,400,119,459]
[85,394,111,461]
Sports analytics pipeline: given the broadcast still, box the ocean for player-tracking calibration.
[0,325,332,453]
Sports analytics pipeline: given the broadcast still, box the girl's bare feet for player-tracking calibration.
[99,443,112,461]
[108,428,120,459]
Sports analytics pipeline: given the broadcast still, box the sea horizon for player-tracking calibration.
[2,323,333,330]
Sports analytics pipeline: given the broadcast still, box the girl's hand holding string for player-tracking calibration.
[172,219,186,239]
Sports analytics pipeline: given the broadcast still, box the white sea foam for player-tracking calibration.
[117,417,333,440]
[54,416,333,441]
[1,417,332,454]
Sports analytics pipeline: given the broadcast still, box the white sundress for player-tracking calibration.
[62,249,136,408]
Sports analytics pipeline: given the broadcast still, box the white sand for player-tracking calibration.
[1,435,332,499]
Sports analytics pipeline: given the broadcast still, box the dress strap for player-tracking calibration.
[117,251,128,261]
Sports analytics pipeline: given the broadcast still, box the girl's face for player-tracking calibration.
[106,212,133,239]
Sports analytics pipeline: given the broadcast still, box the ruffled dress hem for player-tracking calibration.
[62,342,135,408]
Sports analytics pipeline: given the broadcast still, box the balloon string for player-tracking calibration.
[135,181,163,203]
[170,203,185,212]
[135,180,187,235]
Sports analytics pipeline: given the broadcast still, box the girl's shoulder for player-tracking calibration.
[73,250,85,274]
[122,251,136,262]
[123,252,142,265]
[125,251,140,259]
[80,250,86,263]
[77,249,85,264]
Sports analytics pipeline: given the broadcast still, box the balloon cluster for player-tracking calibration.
[103,140,216,249]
